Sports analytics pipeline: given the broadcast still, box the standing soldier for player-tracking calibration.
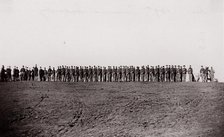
[118,66,122,82]
[75,66,80,82]
[93,66,97,82]
[173,65,177,82]
[170,65,174,82]
[31,68,35,81]
[140,66,145,82]
[188,65,193,82]
[34,64,39,81]
[6,66,12,82]
[145,65,150,82]
[102,67,107,82]
[79,66,83,82]
[52,67,56,82]
[130,66,134,82]
[39,67,44,81]
[154,66,159,82]
[13,66,17,81]
[108,66,112,82]
[48,66,52,81]
[161,66,165,82]
[88,66,93,82]
[176,66,181,82]
[20,66,25,81]
[112,66,116,82]
[149,66,153,82]
[44,67,48,81]
[61,66,66,82]
[200,66,205,82]
[210,67,215,82]
[165,65,169,82]
[126,66,131,82]
[57,66,62,82]
[182,65,187,82]
[180,66,183,82]
[135,66,140,82]
[205,67,209,82]
[122,66,126,82]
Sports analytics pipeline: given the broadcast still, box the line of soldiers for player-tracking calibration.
[0,64,201,82]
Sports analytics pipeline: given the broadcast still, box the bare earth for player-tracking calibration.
[0,82,224,137]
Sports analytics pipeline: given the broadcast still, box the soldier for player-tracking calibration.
[112,66,116,82]
[39,67,44,81]
[102,67,107,82]
[20,66,25,81]
[52,67,56,82]
[188,65,193,82]
[98,66,102,82]
[205,67,209,82]
[121,66,126,82]
[48,66,52,81]
[56,66,62,81]
[161,66,165,82]
[149,66,154,82]
[165,65,169,82]
[93,66,97,82]
[145,65,150,82]
[79,66,83,82]
[182,65,187,82]
[140,66,145,82]
[31,68,35,81]
[108,66,112,82]
[200,66,205,82]
[173,65,177,82]
[1,65,6,82]
[34,64,39,81]
[210,67,215,82]
[135,66,140,82]
[180,66,183,82]
[176,66,181,82]
[75,66,80,82]
[6,66,12,82]
[118,66,122,82]
[170,65,174,82]
[61,66,66,82]
[126,66,131,82]
[44,67,48,81]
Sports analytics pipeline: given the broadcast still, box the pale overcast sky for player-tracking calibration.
[0,0,223,81]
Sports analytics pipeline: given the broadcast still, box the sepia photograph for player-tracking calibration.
[0,0,224,136]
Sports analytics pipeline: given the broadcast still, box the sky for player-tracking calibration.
[0,0,223,81]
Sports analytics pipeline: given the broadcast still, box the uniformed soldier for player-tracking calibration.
[200,66,205,82]
[98,66,102,82]
[145,65,149,82]
[52,67,56,82]
[34,64,39,81]
[88,66,93,82]
[56,66,62,81]
[173,65,177,82]
[118,66,122,82]
[161,66,165,82]
[108,66,112,82]
[176,65,181,82]
[126,66,131,82]
[205,67,209,82]
[130,66,135,82]
[102,67,107,82]
[61,66,66,82]
[140,66,145,82]
[43,67,48,81]
[135,66,140,82]
[6,66,12,82]
[39,67,44,81]
[165,65,170,82]
[210,67,215,82]
[75,66,80,82]
[188,65,193,82]
[48,66,52,81]
[182,65,187,82]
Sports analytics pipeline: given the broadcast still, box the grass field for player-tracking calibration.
[0,82,224,137]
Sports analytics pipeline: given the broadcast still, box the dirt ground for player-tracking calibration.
[0,82,224,137]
